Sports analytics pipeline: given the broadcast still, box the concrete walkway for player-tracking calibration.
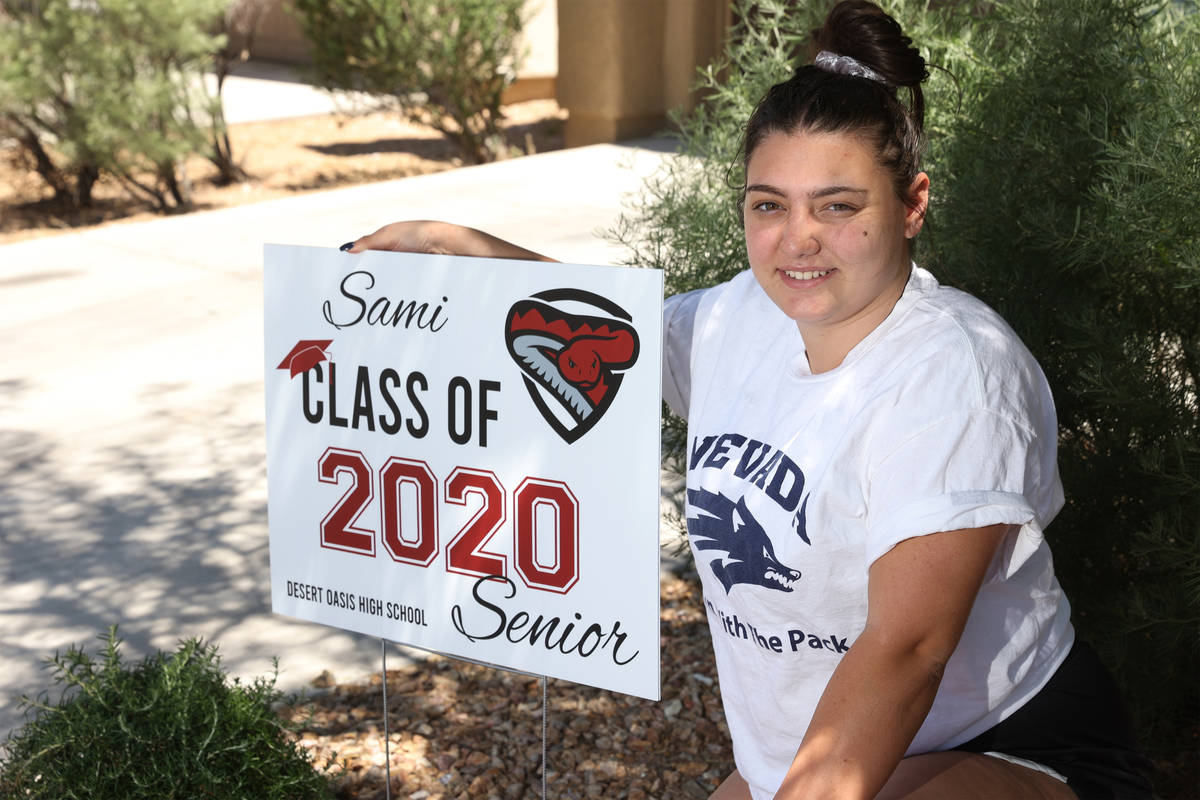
[216,60,385,124]
[0,140,675,740]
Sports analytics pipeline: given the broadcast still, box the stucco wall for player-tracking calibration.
[246,0,731,145]
[556,0,729,146]
[250,0,558,100]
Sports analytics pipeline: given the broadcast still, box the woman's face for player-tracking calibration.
[743,128,928,354]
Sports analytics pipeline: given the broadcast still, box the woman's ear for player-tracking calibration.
[904,172,930,239]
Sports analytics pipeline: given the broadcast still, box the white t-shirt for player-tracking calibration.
[663,266,1074,800]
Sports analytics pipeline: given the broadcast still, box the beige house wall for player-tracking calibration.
[556,0,730,147]
[249,0,560,103]
[505,0,559,103]
[248,0,732,147]
[250,0,310,64]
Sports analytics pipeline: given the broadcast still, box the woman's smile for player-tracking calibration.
[781,267,833,281]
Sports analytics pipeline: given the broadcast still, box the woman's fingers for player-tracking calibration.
[338,221,554,262]
[341,221,439,254]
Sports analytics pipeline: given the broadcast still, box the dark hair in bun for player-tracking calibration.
[741,0,929,206]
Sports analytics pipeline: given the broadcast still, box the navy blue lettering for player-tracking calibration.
[733,439,769,478]
[720,610,748,640]
[749,450,783,489]
[765,453,805,511]
[703,433,747,469]
[792,496,810,545]
[748,624,782,652]
[690,435,718,470]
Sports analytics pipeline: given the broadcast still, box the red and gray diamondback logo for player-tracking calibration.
[505,289,640,443]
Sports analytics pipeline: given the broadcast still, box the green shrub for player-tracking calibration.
[929,0,1200,753]
[291,0,527,164]
[0,628,333,800]
[0,0,227,211]
[613,0,1198,765]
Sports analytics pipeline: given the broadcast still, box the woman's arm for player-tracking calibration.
[776,523,1010,800]
[342,220,558,262]
[348,219,707,424]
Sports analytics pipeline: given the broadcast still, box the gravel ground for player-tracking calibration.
[280,568,733,800]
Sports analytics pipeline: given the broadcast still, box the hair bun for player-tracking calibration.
[814,0,927,89]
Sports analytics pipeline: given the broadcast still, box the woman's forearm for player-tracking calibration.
[775,628,944,800]
[344,220,557,262]
[777,524,1007,799]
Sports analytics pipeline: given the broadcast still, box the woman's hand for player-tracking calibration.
[340,220,556,262]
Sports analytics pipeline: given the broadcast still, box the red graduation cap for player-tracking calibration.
[277,339,333,378]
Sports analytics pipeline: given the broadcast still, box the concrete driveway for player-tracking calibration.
[0,140,674,739]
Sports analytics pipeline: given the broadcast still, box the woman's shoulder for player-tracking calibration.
[875,267,1053,419]
[902,267,1022,346]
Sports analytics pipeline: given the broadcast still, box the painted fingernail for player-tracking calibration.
[338,241,356,252]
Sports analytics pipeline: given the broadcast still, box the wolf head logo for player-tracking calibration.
[687,488,801,594]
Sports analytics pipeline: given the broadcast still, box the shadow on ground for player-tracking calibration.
[0,379,380,738]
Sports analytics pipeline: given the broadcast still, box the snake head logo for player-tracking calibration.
[505,289,640,443]
[557,340,602,387]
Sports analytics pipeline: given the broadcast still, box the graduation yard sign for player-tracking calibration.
[263,245,664,700]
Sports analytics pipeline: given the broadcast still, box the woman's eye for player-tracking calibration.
[751,200,781,212]
[825,202,857,214]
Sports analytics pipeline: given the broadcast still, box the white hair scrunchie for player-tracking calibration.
[813,50,887,84]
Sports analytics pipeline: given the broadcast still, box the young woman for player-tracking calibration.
[341,3,1153,797]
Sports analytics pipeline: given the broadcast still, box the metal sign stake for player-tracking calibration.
[382,638,392,800]
[376,640,552,799]
[542,675,549,799]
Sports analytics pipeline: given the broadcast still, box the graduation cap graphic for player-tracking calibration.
[277,339,333,378]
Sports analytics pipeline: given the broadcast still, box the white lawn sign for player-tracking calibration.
[264,245,663,700]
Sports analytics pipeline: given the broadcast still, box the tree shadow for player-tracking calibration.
[300,111,566,166]
[0,380,379,739]
[0,194,222,238]
[304,137,458,160]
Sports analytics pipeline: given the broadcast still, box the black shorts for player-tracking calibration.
[952,640,1155,800]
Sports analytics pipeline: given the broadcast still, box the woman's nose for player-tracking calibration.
[781,212,820,256]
